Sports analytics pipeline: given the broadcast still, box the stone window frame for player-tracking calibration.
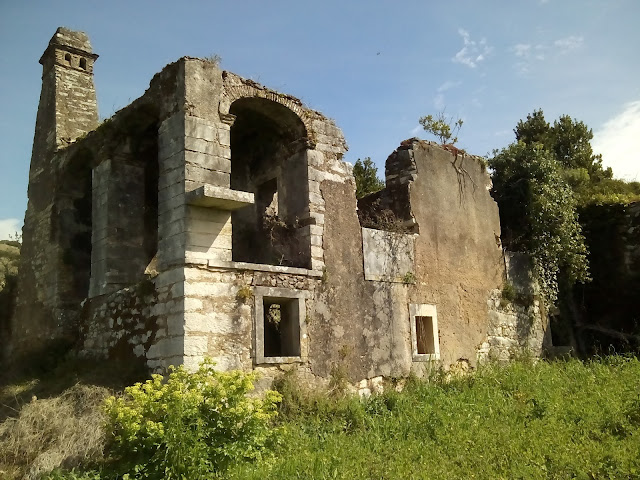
[253,286,308,365]
[409,303,440,361]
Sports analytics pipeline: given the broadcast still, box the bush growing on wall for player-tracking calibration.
[490,142,590,306]
[103,359,281,479]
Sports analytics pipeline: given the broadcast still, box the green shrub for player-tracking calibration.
[103,359,281,479]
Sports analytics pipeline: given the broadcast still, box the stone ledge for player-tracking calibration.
[207,259,323,278]
[185,184,254,210]
[254,356,305,365]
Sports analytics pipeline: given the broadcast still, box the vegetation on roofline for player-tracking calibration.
[419,110,464,145]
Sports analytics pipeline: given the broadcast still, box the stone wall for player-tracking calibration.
[478,253,549,361]
[11,28,99,357]
[81,280,158,364]
[405,140,505,368]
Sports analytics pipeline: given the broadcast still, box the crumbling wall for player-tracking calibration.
[403,140,505,367]
[478,252,549,361]
[14,26,550,383]
[313,179,410,381]
[81,280,158,364]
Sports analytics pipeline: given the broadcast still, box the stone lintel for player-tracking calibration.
[185,184,254,210]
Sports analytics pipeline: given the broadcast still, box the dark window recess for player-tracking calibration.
[263,298,300,357]
[79,58,87,70]
[415,316,436,355]
[229,97,310,268]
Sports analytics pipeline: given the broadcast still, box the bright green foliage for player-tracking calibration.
[47,469,103,480]
[103,360,281,479]
[491,109,640,305]
[515,110,609,176]
[513,109,640,205]
[227,357,640,480]
[352,157,384,199]
[490,142,589,305]
[572,175,640,206]
[514,109,550,145]
[419,110,463,145]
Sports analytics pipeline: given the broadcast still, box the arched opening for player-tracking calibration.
[64,53,72,65]
[88,107,159,297]
[57,147,93,302]
[229,97,310,268]
[79,58,87,70]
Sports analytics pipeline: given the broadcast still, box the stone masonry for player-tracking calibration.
[8,27,549,387]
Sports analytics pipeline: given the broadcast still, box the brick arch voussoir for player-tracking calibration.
[220,85,314,143]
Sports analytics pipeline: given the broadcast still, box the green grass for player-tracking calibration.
[5,357,640,479]
[227,357,640,480]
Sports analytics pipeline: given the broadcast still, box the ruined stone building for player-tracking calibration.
[8,28,549,388]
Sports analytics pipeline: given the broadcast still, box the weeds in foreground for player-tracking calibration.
[4,357,640,479]
[102,360,281,479]
[229,357,640,479]
[0,384,109,480]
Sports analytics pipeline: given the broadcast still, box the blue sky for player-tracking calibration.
[1,0,639,239]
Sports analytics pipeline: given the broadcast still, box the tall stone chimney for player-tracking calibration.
[10,28,99,359]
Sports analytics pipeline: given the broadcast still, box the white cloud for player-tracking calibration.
[0,218,22,240]
[410,125,422,136]
[437,80,462,93]
[511,36,580,74]
[433,93,445,110]
[592,100,640,181]
[512,43,531,58]
[554,35,584,54]
[452,28,492,68]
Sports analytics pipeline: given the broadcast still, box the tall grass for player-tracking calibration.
[229,357,640,479]
[0,385,109,480]
[3,357,639,479]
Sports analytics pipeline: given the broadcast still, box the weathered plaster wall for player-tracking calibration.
[403,140,505,367]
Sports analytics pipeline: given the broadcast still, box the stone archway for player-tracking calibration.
[227,95,311,268]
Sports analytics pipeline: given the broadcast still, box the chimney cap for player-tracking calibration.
[49,27,93,53]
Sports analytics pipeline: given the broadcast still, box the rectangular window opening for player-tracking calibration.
[263,297,301,358]
[410,304,440,361]
[415,316,436,355]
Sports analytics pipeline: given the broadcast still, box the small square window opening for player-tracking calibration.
[254,286,307,364]
[409,304,440,361]
[263,298,301,357]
